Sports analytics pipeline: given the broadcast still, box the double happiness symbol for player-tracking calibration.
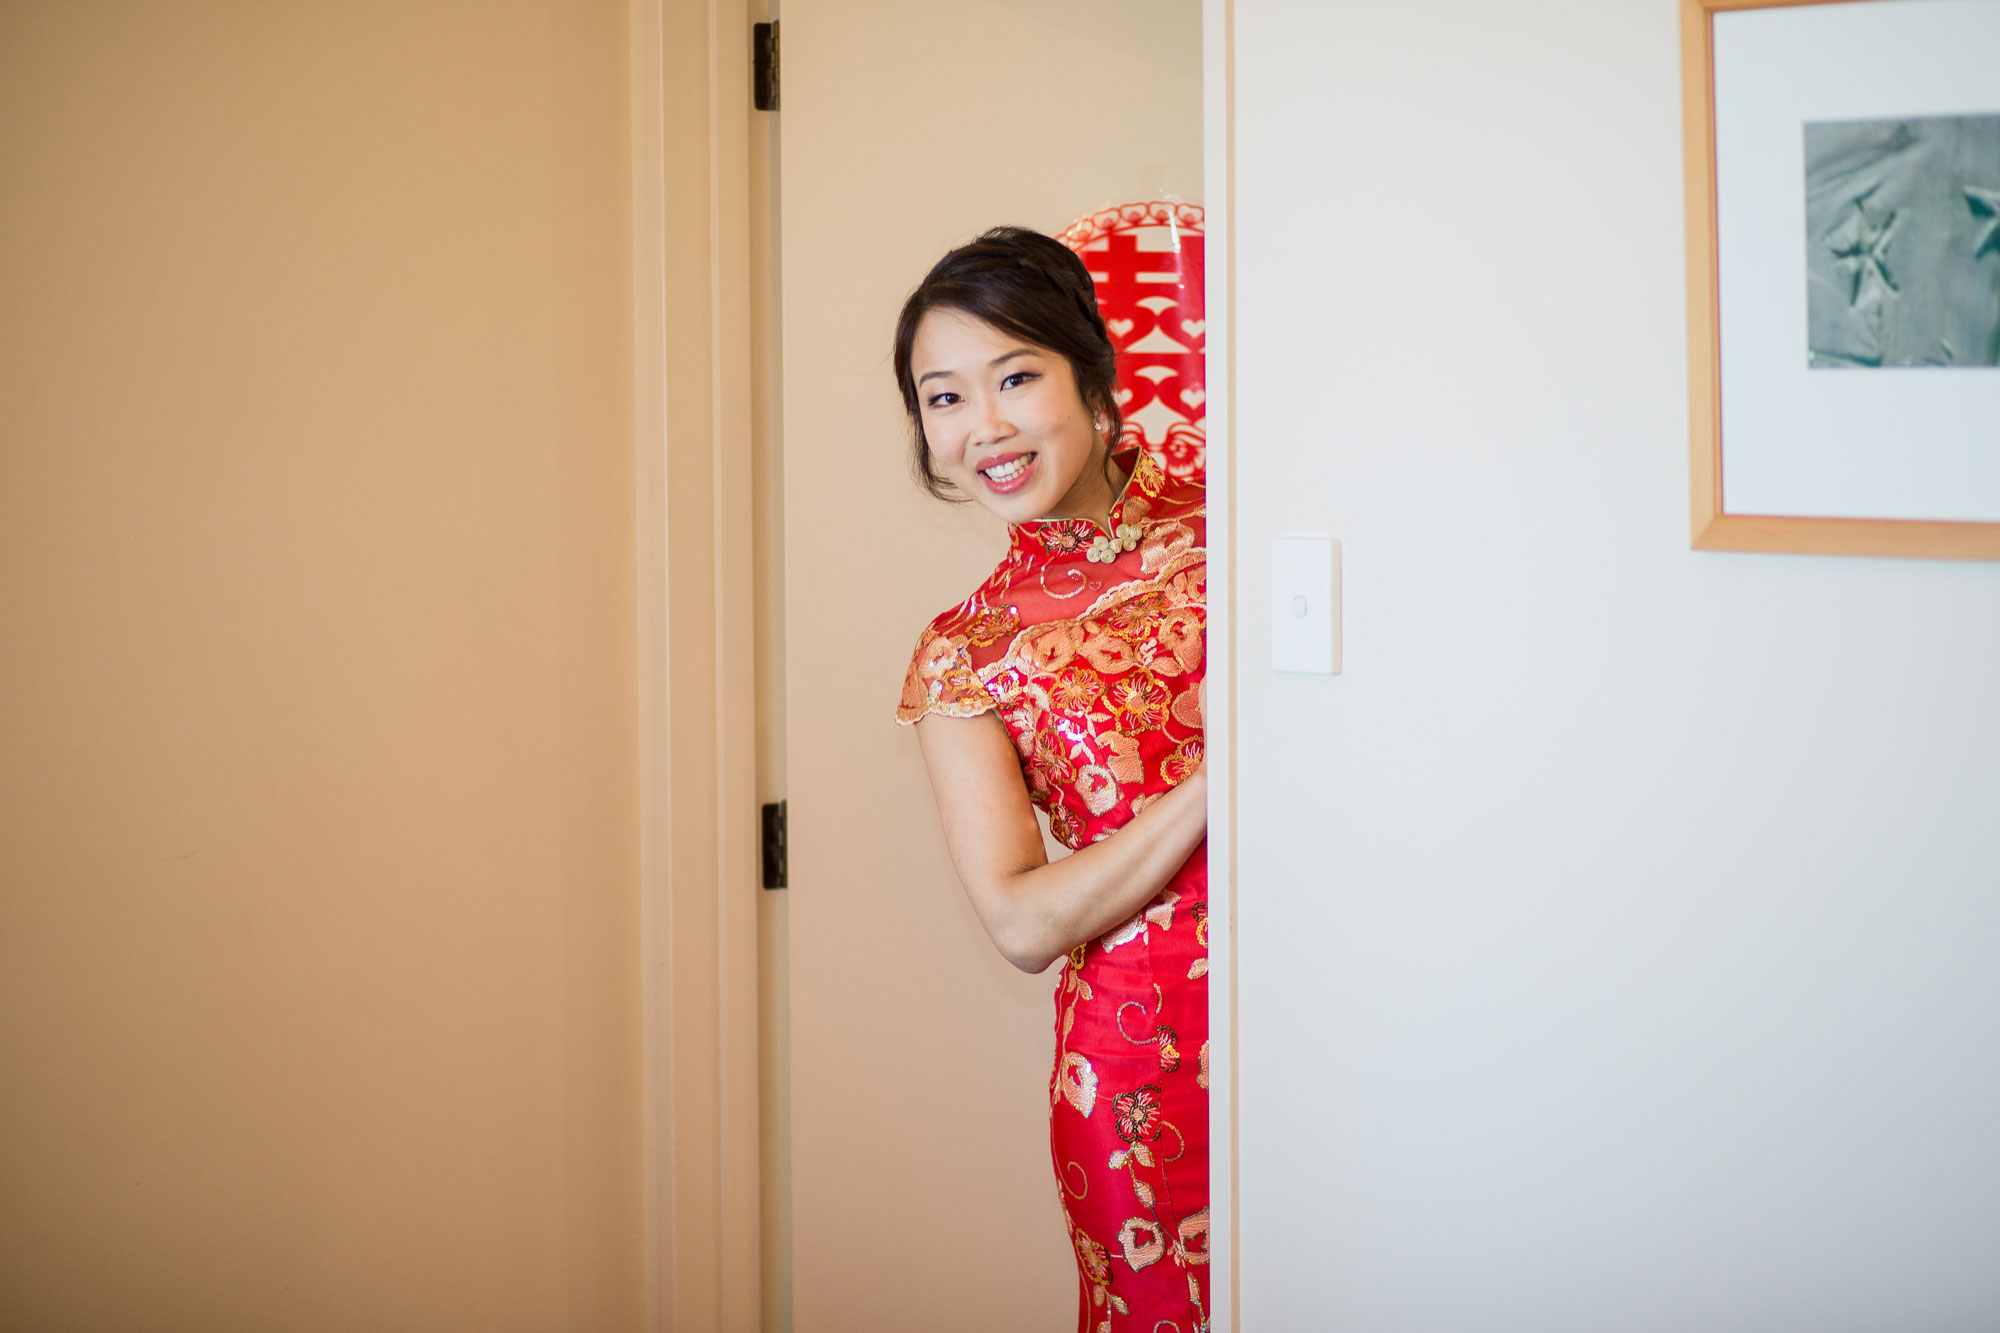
[1057,201,1206,483]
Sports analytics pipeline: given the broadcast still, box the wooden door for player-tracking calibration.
[777,4,1202,1326]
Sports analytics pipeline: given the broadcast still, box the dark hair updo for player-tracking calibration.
[893,225,1121,501]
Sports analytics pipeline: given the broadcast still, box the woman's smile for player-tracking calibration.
[978,451,1037,493]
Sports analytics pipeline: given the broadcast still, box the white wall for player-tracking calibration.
[1230,1,2000,1327]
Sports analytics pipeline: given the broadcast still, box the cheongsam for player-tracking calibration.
[897,450,1209,1333]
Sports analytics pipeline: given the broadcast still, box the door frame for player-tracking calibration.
[631,0,764,1328]
[1202,0,1240,1325]
[631,0,1242,1326]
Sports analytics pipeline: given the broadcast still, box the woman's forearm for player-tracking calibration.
[979,769,1208,973]
[916,709,1210,974]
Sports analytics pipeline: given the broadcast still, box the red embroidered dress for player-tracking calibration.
[897,450,1209,1333]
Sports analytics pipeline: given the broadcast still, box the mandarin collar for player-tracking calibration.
[1008,450,1165,562]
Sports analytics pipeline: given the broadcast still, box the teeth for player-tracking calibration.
[984,455,1032,484]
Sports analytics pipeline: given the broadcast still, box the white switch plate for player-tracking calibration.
[1270,537,1341,675]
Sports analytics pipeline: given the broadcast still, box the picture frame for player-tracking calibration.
[1682,0,2000,560]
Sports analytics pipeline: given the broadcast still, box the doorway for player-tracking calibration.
[761,3,1214,1328]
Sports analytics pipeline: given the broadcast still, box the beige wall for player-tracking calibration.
[0,3,645,1327]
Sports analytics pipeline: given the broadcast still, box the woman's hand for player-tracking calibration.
[1193,674,1210,783]
[916,710,1210,973]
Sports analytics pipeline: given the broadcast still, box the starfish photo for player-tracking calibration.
[1827,187,1900,307]
[1968,184,2000,260]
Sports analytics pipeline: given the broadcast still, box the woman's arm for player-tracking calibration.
[915,709,1207,974]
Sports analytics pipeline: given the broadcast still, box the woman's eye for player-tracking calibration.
[1001,371,1040,390]
[925,391,959,409]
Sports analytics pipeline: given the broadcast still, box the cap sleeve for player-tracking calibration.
[896,624,998,725]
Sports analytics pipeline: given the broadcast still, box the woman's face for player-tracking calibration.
[911,308,1112,525]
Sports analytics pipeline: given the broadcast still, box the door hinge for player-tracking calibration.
[753,22,779,112]
[760,800,787,889]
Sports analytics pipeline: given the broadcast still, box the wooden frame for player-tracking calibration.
[632,0,765,1327]
[1682,0,2000,560]
[1201,1,1239,1326]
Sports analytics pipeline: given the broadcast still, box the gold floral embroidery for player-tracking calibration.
[1049,803,1079,848]
[1107,670,1171,732]
[1171,682,1205,730]
[1119,1216,1167,1271]
[1175,1207,1211,1266]
[1105,732,1144,785]
[1074,1222,1110,1285]
[1056,1051,1099,1118]
[1033,519,1095,557]
[1100,888,1180,952]
[1108,1139,1154,1171]
[958,605,1020,646]
[895,629,993,723]
[1161,738,1203,786]
[1188,903,1210,979]
[1141,518,1196,573]
[1076,765,1119,816]
[1078,629,1138,675]
[1018,728,1075,805]
[1018,620,1084,674]
[1050,664,1103,713]
[1065,1207,1129,1326]
[1101,590,1170,642]
[1157,607,1204,672]
[1130,450,1166,497]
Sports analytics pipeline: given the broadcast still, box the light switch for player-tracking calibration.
[1270,537,1341,675]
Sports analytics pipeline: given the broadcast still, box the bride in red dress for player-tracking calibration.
[894,227,1210,1333]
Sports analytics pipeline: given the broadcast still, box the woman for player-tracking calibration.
[894,227,1210,1333]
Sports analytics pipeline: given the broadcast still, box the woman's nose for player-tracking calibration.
[973,393,1010,444]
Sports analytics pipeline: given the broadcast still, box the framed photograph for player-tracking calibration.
[1682,0,2000,559]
